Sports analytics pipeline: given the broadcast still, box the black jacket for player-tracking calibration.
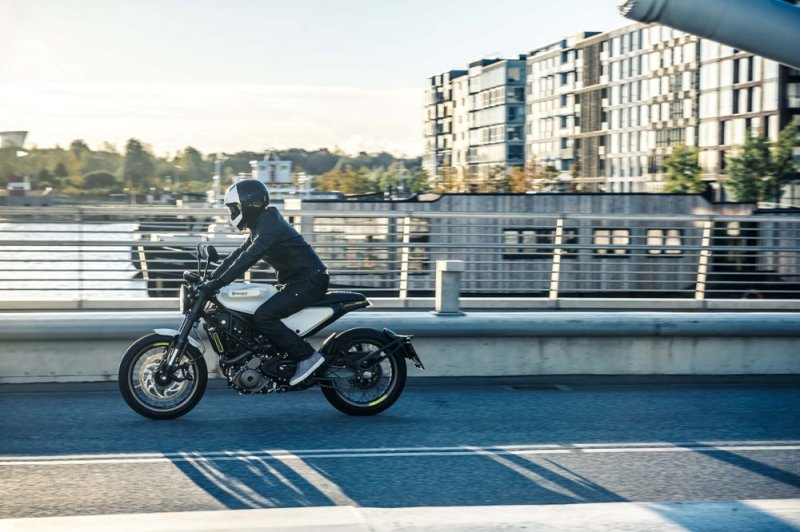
[213,207,326,285]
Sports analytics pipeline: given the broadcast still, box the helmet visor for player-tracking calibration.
[226,202,241,220]
[226,202,243,229]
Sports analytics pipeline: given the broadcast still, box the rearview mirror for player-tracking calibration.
[203,244,219,263]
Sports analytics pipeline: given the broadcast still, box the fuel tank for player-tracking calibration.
[618,0,800,69]
[217,283,333,337]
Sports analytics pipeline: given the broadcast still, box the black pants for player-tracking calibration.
[253,272,329,360]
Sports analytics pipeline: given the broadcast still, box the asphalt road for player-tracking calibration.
[1,383,799,520]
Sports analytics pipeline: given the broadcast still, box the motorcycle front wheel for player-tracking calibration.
[118,333,207,419]
[321,328,407,416]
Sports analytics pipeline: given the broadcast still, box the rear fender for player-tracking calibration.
[383,328,425,370]
[318,328,424,371]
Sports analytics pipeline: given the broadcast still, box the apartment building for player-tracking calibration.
[600,24,701,192]
[572,32,608,190]
[451,74,471,186]
[698,43,797,184]
[423,70,466,183]
[526,33,598,190]
[426,21,798,193]
[466,57,527,184]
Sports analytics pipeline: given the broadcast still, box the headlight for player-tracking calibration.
[179,284,191,314]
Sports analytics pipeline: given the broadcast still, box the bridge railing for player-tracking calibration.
[0,205,798,310]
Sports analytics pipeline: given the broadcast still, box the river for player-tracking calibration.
[0,223,147,300]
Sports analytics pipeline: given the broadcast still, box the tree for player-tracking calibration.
[663,145,705,194]
[83,171,119,191]
[528,159,560,192]
[69,139,90,160]
[100,142,118,154]
[178,146,211,186]
[314,165,375,194]
[771,123,800,203]
[488,165,509,192]
[727,131,773,202]
[369,162,427,196]
[404,168,430,194]
[433,166,460,193]
[122,139,156,193]
[54,162,69,179]
[33,168,55,189]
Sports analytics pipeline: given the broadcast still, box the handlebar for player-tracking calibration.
[183,271,202,284]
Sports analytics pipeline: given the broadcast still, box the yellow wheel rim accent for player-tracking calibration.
[367,395,387,407]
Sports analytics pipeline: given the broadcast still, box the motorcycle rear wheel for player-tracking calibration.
[118,333,207,419]
[321,328,407,416]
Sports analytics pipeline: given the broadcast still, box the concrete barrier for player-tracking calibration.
[0,311,798,383]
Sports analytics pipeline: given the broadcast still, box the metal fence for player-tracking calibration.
[1,205,799,309]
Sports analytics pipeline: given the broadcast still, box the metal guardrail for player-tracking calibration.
[0,205,799,309]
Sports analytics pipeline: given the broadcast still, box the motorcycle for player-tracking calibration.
[119,243,424,419]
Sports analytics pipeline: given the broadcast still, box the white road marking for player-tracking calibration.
[0,441,798,467]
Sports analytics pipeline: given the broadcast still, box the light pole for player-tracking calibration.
[174,164,182,192]
[213,156,228,205]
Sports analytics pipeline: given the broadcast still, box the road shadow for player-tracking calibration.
[694,445,800,489]
[171,451,353,509]
[170,445,628,510]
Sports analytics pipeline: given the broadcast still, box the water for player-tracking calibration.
[0,223,147,300]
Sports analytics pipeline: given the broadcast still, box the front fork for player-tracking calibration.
[163,294,205,372]
[164,317,192,368]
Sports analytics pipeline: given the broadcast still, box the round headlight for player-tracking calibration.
[179,285,190,314]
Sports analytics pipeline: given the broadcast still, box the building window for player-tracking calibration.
[508,145,524,161]
[671,100,684,119]
[594,229,630,256]
[788,83,800,108]
[507,126,523,141]
[312,217,389,271]
[646,229,683,255]
[503,228,578,259]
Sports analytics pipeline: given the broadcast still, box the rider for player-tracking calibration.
[200,179,329,386]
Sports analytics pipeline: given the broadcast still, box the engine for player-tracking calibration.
[206,308,296,393]
[220,349,298,393]
[230,355,269,393]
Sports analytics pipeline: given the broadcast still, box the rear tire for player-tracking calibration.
[118,333,207,419]
[320,328,407,416]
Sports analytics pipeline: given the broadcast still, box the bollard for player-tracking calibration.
[434,260,465,316]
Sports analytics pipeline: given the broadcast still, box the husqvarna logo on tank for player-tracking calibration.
[230,290,260,297]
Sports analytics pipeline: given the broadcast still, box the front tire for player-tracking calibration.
[118,333,207,419]
[321,328,407,416]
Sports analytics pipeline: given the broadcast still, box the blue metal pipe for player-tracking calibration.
[619,0,800,70]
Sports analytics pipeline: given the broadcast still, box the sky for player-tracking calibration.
[0,0,628,157]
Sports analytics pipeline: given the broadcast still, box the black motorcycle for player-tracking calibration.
[119,243,424,419]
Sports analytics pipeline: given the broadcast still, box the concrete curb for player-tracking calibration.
[1,499,799,531]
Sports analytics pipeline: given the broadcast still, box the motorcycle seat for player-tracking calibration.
[316,291,368,305]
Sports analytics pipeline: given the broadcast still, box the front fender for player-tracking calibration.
[153,328,205,353]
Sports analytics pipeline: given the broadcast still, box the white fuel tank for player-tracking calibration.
[216,283,333,337]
